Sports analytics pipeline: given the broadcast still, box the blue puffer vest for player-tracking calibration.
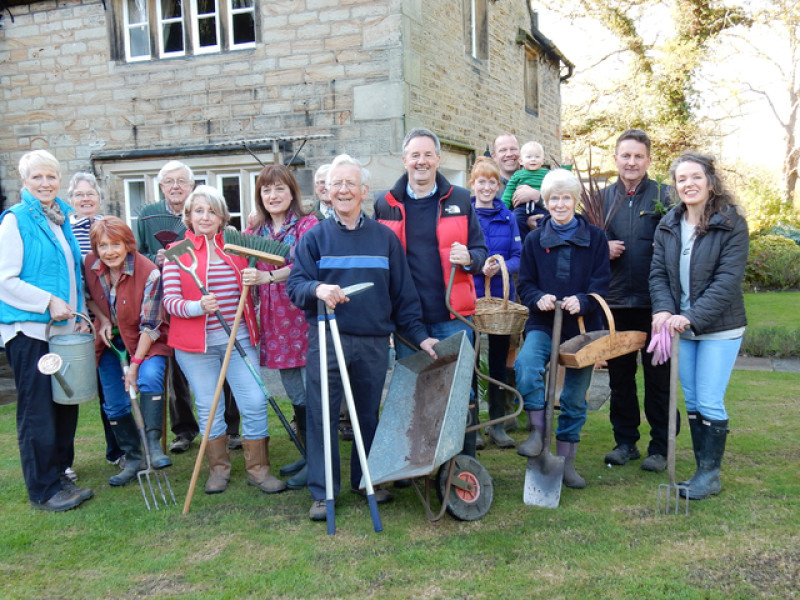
[0,189,83,325]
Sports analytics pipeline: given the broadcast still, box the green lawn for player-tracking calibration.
[744,291,800,328]
[1,370,799,599]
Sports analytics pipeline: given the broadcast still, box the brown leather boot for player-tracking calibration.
[204,436,231,494]
[243,437,287,494]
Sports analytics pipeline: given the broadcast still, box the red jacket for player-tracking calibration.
[84,251,172,362]
[163,230,258,353]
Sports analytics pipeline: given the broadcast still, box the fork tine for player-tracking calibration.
[137,473,152,511]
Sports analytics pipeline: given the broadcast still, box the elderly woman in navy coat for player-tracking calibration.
[514,169,610,489]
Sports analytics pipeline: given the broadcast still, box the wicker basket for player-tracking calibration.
[473,254,529,335]
[559,293,647,368]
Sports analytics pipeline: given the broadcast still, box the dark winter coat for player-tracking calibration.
[518,214,610,341]
[603,176,672,309]
[472,198,522,300]
[649,204,748,335]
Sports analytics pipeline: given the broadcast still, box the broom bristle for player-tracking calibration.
[223,229,291,258]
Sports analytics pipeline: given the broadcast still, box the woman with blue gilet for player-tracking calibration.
[0,150,93,512]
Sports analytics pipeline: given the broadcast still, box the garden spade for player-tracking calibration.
[523,304,565,508]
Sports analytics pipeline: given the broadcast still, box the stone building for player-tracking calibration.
[0,0,571,226]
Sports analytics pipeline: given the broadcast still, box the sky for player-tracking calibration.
[533,3,789,176]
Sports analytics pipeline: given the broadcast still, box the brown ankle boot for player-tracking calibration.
[205,436,231,494]
[243,437,287,494]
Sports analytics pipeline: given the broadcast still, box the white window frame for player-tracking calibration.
[191,0,221,55]
[227,0,256,50]
[123,0,152,62]
[157,0,186,58]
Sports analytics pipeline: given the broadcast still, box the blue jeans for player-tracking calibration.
[97,348,166,419]
[175,335,267,440]
[395,317,474,359]
[515,329,593,442]
[280,367,306,407]
[679,337,742,421]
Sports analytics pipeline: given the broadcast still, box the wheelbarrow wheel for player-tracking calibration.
[436,455,493,521]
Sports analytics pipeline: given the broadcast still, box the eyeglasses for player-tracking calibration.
[162,178,192,188]
[72,192,99,199]
[329,180,362,191]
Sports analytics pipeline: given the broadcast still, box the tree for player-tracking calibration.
[730,0,799,206]
[550,0,749,175]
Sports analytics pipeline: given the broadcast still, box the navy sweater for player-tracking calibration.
[517,214,611,341]
[286,216,429,345]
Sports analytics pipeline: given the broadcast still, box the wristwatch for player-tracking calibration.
[268,272,275,284]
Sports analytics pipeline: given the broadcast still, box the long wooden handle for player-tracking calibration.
[182,287,249,515]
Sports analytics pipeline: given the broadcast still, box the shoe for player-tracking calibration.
[169,434,194,454]
[487,424,516,449]
[107,456,126,470]
[64,467,77,482]
[309,499,327,521]
[60,475,94,503]
[604,444,641,465]
[641,454,667,472]
[227,433,243,451]
[339,423,354,442]
[30,489,86,512]
[351,486,393,504]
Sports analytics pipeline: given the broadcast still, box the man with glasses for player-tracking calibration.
[288,153,437,521]
[373,128,487,456]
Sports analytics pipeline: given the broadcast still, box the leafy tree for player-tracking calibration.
[554,0,749,175]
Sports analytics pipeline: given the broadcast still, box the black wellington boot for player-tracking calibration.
[140,392,172,469]
[486,385,516,448]
[281,405,307,478]
[679,411,703,487]
[108,413,142,486]
[682,417,728,500]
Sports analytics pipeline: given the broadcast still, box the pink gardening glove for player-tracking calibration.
[647,324,671,366]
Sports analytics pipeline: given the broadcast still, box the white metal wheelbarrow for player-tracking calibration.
[364,330,496,521]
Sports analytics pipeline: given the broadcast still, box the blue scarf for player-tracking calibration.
[551,217,579,241]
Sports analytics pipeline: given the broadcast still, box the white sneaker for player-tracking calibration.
[64,467,78,482]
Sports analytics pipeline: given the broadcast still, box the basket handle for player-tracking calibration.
[483,254,510,310]
[576,293,615,335]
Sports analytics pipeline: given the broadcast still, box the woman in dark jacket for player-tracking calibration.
[514,169,610,488]
[650,151,748,501]
[470,157,522,449]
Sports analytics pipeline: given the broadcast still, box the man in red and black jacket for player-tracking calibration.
[374,128,487,456]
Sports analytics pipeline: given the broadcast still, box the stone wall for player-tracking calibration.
[0,0,565,210]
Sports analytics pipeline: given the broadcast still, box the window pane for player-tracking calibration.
[198,17,218,47]
[231,0,252,8]
[163,22,184,53]
[221,176,242,230]
[128,0,148,23]
[232,12,255,45]
[130,26,150,58]
[197,0,215,14]
[126,179,147,236]
[161,0,182,19]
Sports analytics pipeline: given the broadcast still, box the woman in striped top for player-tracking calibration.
[162,186,286,495]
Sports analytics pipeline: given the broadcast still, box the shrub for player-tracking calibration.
[739,176,800,235]
[741,327,800,358]
[744,234,800,291]
[768,224,800,246]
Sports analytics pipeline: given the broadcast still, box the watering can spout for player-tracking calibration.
[37,353,75,398]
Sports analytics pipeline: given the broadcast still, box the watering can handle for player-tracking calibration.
[45,311,96,340]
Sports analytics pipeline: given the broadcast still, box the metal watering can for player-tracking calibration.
[37,312,98,405]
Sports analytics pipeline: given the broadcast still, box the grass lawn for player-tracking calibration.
[1,369,799,599]
[744,291,800,329]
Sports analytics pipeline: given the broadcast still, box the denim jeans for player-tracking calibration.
[395,317,475,359]
[280,366,306,407]
[679,337,742,421]
[515,329,593,442]
[97,348,166,419]
[175,334,267,440]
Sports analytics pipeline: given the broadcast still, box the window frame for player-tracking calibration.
[191,0,222,55]
[524,44,540,116]
[122,0,153,62]
[227,0,257,50]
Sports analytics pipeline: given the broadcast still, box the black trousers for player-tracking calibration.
[7,334,77,504]
[606,308,678,456]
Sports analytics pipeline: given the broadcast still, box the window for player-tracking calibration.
[125,179,147,231]
[463,0,488,60]
[158,0,185,57]
[123,0,152,62]
[118,0,256,62]
[525,45,540,116]
[219,174,243,230]
[192,0,220,54]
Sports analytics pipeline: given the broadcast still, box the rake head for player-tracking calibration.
[657,482,690,516]
[137,466,177,511]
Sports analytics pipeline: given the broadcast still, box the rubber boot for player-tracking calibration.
[556,440,586,489]
[280,406,306,477]
[243,437,287,494]
[140,393,172,469]
[503,369,519,432]
[205,436,231,494]
[486,386,516,448]
[682,417,728,500]
[108,413,142,486]
[679,411,703,487]
[461,403,479,457]
[517,409,545,458]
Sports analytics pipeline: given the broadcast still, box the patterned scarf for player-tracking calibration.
[260,212,299,261]
[42,202,66,226]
